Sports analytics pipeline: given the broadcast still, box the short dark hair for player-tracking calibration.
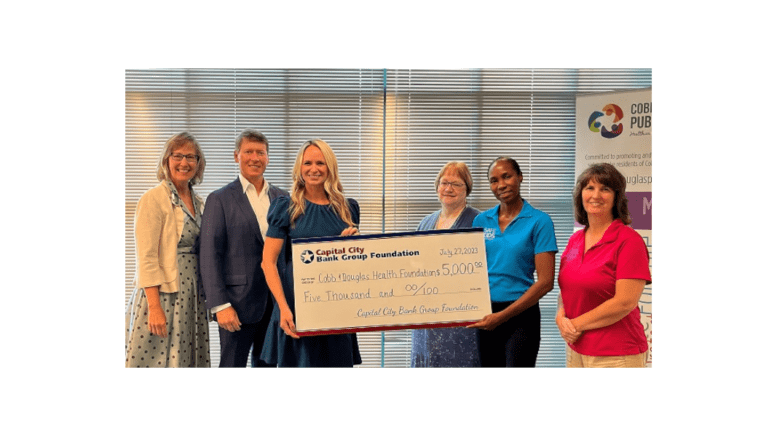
[573,162,631,226]
[487,156,522,178]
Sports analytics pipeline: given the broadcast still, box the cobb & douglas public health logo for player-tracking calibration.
[588,104,624,139]
[301,250,315,264]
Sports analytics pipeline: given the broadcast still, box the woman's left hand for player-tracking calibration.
[340,227,359,237]
[467,312,504,331]
[279,307,300,339]
[556,315,581,344]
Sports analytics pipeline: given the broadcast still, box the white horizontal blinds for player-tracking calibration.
[382,70,484,366]
[125,68,652,368]
[475,69,579,367]
[272,70,387,368]
[384,69,484,234]
[270,69,386,234]
[355,330,412,368]
[126,71,194,322]
[125,69,386,367]
[383,69,652,367]
[526,68,652,365]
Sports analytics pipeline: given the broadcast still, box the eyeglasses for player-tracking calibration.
[170,154,200,163]
[439,181,465,189]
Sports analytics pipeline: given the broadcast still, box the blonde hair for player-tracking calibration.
[288,139,354,228]
[156,132,205,185]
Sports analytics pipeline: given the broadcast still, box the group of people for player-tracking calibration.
[125,129,651,368]
[411,156,651,368]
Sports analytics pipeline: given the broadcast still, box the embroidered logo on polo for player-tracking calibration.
[484,228,496,240]
[588,104,624,139]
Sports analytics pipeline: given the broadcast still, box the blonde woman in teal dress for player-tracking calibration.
[260,139,361,367]
[125,132,210,367]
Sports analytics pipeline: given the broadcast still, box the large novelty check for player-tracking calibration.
[291,228,492,336]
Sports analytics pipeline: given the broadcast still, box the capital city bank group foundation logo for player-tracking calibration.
[301,250,315,264]
[588,104,624,139]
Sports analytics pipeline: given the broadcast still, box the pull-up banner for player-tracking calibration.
[576,88,653,366]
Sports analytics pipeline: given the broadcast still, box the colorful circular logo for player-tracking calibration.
[588,104,624,139]
[301,250,314,264]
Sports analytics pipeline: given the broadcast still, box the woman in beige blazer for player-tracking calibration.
[125,132,210,367]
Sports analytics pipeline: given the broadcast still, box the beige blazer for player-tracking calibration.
[133,182,201,293]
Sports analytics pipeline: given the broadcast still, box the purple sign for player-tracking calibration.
[626,191,651,230]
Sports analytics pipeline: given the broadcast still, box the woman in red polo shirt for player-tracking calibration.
[556,163,651,367]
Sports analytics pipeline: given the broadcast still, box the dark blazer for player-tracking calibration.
[199,178,287,324]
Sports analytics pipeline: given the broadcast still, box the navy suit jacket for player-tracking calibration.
[199,178,288,324]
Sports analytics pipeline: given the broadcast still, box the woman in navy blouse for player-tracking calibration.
[260,139,361,367]
[411,161,481,367]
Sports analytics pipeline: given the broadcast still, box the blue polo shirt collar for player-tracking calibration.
[485,198,535,226]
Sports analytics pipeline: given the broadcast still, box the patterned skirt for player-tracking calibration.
[125,252,210,367]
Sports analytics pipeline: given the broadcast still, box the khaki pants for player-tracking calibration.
[566,345,647,368]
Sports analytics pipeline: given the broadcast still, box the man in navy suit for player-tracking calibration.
[200,129,287,367]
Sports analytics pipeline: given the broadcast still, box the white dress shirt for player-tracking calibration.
[238,173,271,242]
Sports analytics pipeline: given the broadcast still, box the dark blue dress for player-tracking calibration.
[410,206,481,367]
[261,196,362,367]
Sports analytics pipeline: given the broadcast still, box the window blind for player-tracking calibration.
[125,68,651,367]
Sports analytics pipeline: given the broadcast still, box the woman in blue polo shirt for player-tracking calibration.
[469,157,557,367]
